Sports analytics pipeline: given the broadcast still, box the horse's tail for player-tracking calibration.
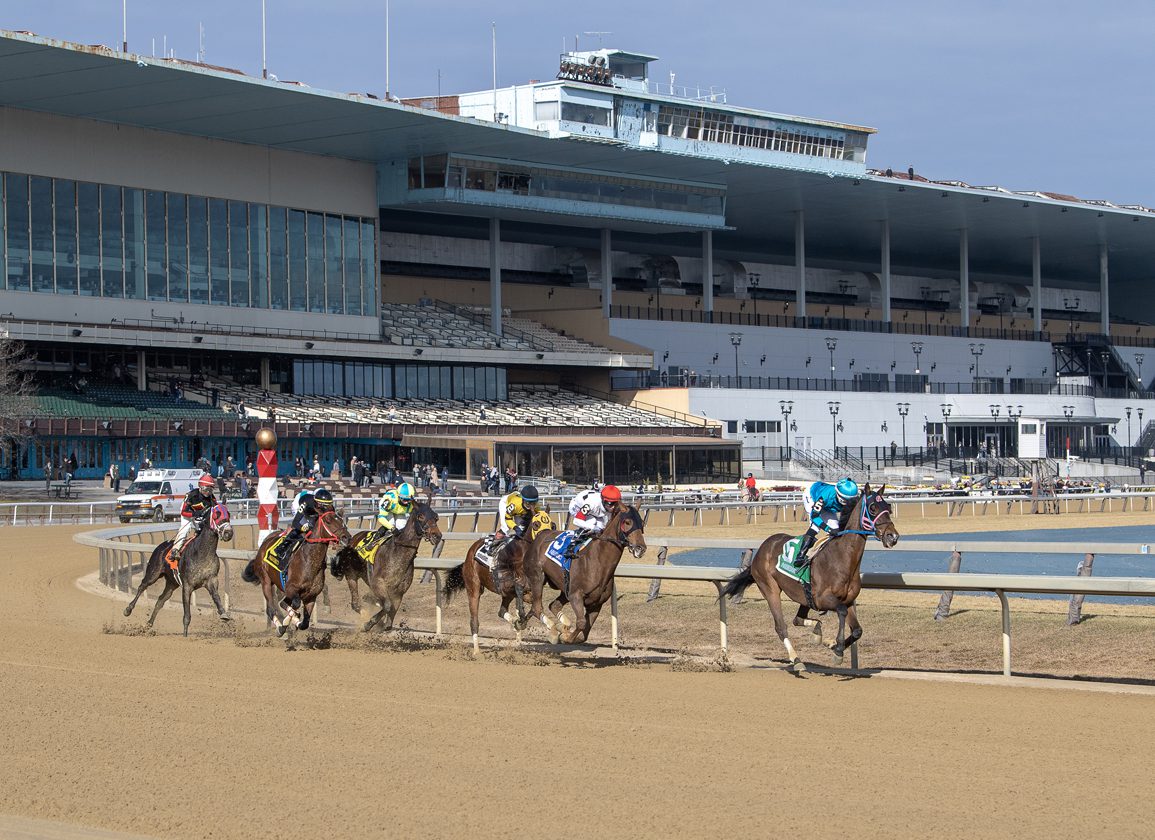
[443,562,466,604]
[718,564,755,601]
[241,557,258,584]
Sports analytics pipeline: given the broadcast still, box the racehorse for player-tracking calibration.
[443,509,543,652]
[330,496,442,632]
[719,484,899,672]
[242,509,351,636]
[523,504,647,645]
[124,503,234,635]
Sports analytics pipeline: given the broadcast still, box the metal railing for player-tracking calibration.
[75,523,1155,679]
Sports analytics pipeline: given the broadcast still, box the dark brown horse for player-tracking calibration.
[242,510,351,636]
[719,484,899,672]
[330,497,442,632]
[443,508,552,652]
[124,503,234,635]
[524,504,647,645]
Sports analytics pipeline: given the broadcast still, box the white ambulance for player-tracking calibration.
[116,469,208,523]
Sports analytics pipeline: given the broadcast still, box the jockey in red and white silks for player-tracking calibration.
[568,484,623,536]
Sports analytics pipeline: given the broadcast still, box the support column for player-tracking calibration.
[1100,244,1110,336]
[601,228,613,318]
[259,357,271,391]
[1032,236,1042,333]
[136,349,146,392]
[489,217,502,337]
[959,228,970,329]
[880,219,892,323]
[794,211,807,318]
[702,230,714,314]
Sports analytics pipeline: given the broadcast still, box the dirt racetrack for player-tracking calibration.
[1,525,1154,839]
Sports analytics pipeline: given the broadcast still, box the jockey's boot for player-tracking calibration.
[795,531,817,567]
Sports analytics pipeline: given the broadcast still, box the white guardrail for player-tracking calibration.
[11,487,1155,526]
[74,521,1155,678]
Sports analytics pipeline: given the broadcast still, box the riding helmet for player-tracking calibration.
[520,485,540,504]
[198,474,216,490]
[600,485,623,504]
[314,488,335,509]
[835,478,860,505]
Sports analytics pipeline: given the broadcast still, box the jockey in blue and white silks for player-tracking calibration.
[796,478,860,564]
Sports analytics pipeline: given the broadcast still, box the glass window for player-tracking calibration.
[5,173,29,291]
[268,207,287,309]
[124,188,146,299]
[53,179,78,295]
[187,195,208,304]
[287,209,306,312]
[249,204,267,308]
[560,102,611,126]
[343,217,361,316]
[360,219,376,314]
[306,212,325,312]
[77,182,100,297]
[145,190,166,300]
[324,215,343,314]
[166,193,188,302]
[30,176,54,293]
[99,184,123,298]
[208,198,228,305]
[229,201,249,306]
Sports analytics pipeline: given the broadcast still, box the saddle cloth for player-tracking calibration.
[776,536,812,585]
[474,536,506,568]
[355,531,391,563]
[546,531,580,571]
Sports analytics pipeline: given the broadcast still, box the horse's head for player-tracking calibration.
[209,503,234,543]
[317,509,352,548]
[610,505,647,559]
[860,484,899,548]
[410,499,443,548]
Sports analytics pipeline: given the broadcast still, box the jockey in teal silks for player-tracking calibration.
[795,478,860,565]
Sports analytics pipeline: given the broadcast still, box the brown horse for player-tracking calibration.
[330,498,442,632]
[241,509,351,636]
[524,504,647,645]
[443,508,551,652]
[719,484,899,672]
[124,503,234,635]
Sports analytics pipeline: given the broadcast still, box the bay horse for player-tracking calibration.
[330,497,442,632]
[719,484,899,672]
[242,509,351,636]
[443,508,547,652]
[124,503,234,635]
[524,504,647,645]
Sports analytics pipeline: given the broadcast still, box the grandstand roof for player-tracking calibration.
[2,30,1153,284]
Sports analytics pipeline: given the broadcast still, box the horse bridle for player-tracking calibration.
[596,506,644,549]
[305,509,347,544]
[391,504,440,551]
[846,493,892,539]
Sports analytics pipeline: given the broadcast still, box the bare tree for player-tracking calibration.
[0,335,35,479]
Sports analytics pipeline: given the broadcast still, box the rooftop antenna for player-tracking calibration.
[491,21,498,122]
[121,0,127,52]
[261,0,267,79]
[385,0,390,98]
[198,22,204,63]
[583,31,612,49]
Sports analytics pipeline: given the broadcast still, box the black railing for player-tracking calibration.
[740,444,1147,473]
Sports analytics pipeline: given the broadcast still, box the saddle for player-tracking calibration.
[356,530,394,563]
[263,532,295,588]
[776,536,813,584]
[474,535,504,568]
[545,531,592,571]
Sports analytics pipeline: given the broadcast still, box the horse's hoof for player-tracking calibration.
[219,613,233,622]
[791,660,806,673]
[831,652,844,666]
[810,627,823,643]
[122,606,131,617]
[548,630,561,644]
[275,623,287,638]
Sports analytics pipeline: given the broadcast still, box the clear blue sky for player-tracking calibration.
[6,1,1154,205]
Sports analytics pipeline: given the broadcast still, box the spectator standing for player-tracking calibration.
[312,457,322,480]
[387,405,397,422]
[1141,462,1148,485]
[110,462,121,492]
[44,459,53,494]
[238,470,249,499]
[332,458,342,479]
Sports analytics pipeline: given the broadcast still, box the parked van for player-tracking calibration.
[116,469,206,523]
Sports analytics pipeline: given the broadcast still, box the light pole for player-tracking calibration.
[989,404,1000,457]
[779,400,793,460]
[729,332,742,383]
[1063,404,1074,459]
[941,403,952,453]
[911,341,924,375]
[825,337,837,382]
[1135,353,1145,391]
[969,342,985,388]
[828,401,841,453]
[1063,296,1081,338]
[748,272,760,321]
[1126,406,1133,459]
[897,402,910,456]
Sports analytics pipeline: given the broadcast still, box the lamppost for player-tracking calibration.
[897,402,910,455]
[941,403,952,454]
[969,342,985,388]
[911,340,924,375]
[828,401,841,453]
[1063,296,1080,338]
[779,400,793,460]
[1063,405,1074,460]
[825,337,837,382]
[748,272,761,321]
[1135,353,1145,391]
[989,404,1001,457]
[729,332,742,383]
[1124,406,1133,460]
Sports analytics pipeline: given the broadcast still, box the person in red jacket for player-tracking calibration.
[169,474,217,567]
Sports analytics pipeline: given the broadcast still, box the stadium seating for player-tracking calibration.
[26,385,232,420]
[379,302,613,354]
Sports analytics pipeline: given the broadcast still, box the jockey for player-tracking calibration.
[271,487,335,565]
[795,478,860,565]
[568,484,622,546]
[498,484,541,539]
[170,474,217,565]
[364,482,416,551]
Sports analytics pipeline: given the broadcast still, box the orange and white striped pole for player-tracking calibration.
[255,428,279,545]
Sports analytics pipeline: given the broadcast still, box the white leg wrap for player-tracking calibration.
[784,638,798,660]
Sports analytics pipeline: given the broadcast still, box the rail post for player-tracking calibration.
[934,550,963,620]
[996,589,1012,676]
[646,547,668,602]
[713,581,729,651]
[1066,553,1095,625]
[610,579,620,650]
[433,570,445,635]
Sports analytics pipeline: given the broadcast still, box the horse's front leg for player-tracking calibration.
[792,605,822,644]
[830,603,849,663]
[844,603,863,651]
